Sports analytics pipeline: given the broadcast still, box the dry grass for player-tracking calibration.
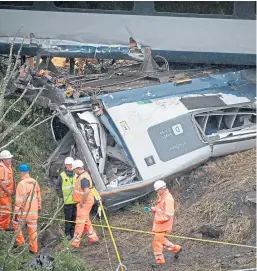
[224,216,254,244]
[174,149,256,240]
[81,149,256,271]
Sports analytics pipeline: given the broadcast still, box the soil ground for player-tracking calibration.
[75,149,256,271]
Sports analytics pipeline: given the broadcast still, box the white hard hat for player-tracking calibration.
[64,157,74,165]
[154,180,166,191]
[0,150,13,160]
[72,159,84,170]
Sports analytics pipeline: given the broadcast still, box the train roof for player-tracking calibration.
[5,60,256,110]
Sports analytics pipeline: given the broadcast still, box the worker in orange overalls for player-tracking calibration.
[0,150,15,231]
[71,160,99,247]
[144,180,182,267]
[12,164,41,253]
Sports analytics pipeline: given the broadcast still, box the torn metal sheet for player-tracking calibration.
[5,66,256,211]
[77,111,107,175]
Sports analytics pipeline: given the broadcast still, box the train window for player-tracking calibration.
[54,1,134,11]
[0,1,34,6]
[154,1,234,15]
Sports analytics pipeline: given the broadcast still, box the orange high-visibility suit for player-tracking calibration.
[13,174,41,253]
[71,171,99,247]
[0,162,14,230]
[151,189,181,264]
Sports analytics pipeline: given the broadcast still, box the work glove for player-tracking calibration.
[143,207,152,212]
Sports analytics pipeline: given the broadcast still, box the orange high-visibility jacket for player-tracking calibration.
[152,189,175,233]
[14,174,41,220]
[0,162,14,197]
[72,171,93,204]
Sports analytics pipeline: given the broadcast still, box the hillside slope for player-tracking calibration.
[78,149,256,271]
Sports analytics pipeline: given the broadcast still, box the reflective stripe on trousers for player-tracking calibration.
[153,251,165,264]
[13,218,38,253]
[0,196,11,230]
[71,202,98,247]
[152,232,176,264]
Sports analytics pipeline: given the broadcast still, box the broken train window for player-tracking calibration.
[54,1,134,11]
[194,107,256,138]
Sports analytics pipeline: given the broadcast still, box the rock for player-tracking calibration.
[199,225,221,238]
[41,228,61,248]
[192,233,203,239]
[240,191,256,215]
[235,256,248,265]
[245,192,256,205]
[234,254,241,258]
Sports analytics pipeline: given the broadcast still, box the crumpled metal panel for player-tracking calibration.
[99,69,256,108]
[58,107,106,191]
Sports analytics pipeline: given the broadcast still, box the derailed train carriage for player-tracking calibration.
[6,67,256,210]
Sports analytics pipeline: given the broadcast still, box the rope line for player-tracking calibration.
[1,210,256,249]
[98,206,114,271]
[91,187,126,271]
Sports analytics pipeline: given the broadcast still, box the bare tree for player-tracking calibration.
[0,33,57,149]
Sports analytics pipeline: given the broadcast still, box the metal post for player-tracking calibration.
[70,58,75,75]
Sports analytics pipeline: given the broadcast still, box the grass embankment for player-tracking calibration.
[0,100,92,270]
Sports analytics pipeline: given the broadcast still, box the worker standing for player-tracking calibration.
[71,159,99,247]
[12,164,41,253]
[0,150,15,231]
[144,180,182,266]
[56,157,76,240]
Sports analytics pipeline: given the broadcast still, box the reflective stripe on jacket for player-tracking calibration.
[0,162,14,197]
[72,171,93,204]
[60,171,76,205]
[14,174,41,220]
[152,189,174,233]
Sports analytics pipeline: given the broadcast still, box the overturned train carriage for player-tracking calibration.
[7,68,257,210]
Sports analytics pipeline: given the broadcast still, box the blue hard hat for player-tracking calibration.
[18,164,30,172]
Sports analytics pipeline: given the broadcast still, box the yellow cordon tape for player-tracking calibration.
[39,215,257,249]
[1,211,256,250]
[91,187,127,271]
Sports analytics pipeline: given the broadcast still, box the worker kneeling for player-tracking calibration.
[13,164,41,253]
[144,180,182,266]
[71,160,99,247]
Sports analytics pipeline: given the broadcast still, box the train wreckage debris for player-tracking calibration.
[5,60,256,211]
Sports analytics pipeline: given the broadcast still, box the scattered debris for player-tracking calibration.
[4,56,256,211]
[19,250,54,270]
[199,225,222,239]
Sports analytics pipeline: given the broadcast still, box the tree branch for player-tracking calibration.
[0,113,59,151]
[0,27,23,118]
[0,40,14,118]
[0,77,31,124]
[8,38,25,82]
[0,87,45,143]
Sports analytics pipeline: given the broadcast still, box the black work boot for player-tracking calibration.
[174,247,182,259]
[151,262,165,268]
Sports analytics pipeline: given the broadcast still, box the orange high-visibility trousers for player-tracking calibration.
[71,202,98,247]
[13,218,38,253]
[152,232,181,264]
[0,196,12,230]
